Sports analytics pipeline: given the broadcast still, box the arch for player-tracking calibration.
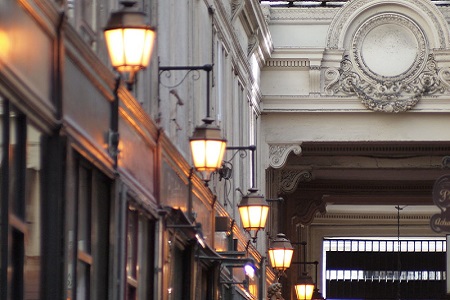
[326,0,450,51]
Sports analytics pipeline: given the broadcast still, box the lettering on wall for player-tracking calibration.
[431,174,450,233]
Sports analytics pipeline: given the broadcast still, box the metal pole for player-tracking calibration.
[225,145,257,188]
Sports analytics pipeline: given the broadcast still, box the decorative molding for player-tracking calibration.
[325,53,450,112]
[231,0,245,22]
[352,14,427,84]
[292,195,326,225]
[268,7,337,22]
[269,143,302,169]
[247,30,259,57]
[315,212,431,221]
[324,10,443,112]
[277,169,312,194]
[327,0,449,50]
[265,58,309,68]
[300,142,450,156]
[260,4,271,24]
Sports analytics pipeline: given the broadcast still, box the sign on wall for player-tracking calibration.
[431,174,450,233]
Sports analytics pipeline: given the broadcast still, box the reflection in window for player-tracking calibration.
[126,203,156,300]
[75,160,110,300]
[0,97,43,299]
[126,207,139,300]
[24,124,42,299]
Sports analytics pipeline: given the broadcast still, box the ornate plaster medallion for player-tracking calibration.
[352,13,427,83]
[324,12,450,113]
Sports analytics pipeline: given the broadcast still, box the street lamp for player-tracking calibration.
[190,117,227,183]
[295,274,315,300]
[216,145,269,242]
[157,64,229,184]
[238,188,269,242]
[104,0,156,88]
[103,0,155,166]
[268,233,294,277]
[294,241,315,300]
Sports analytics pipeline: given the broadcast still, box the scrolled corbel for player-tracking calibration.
[269,143,302,169]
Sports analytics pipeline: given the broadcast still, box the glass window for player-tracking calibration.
[126,203,156,300]
[75,159,111,300]
[324,238,447,299]
[126,207,139,300]
[65,0,107,50]
[0,97,43,300]
[170,246,188,300]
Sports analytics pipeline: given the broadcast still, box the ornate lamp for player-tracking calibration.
[295,274,315,300]
[238,188,269,242]
[190,118,227,183]
[104,1,156,87]
[295,241,315,300]
[268,233,294,275]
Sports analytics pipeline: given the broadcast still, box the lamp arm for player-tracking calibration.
[225,145,256,187]
[158,64,214,127]
[158,64,213,119]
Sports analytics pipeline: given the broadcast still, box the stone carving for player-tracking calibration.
[323,7,450,112]
[325,53,450,113]
[248,30,259,57]
[260,4,271,24]
[327,0,448,50]
[293,195,326,225]
[266,59,309,68]
[270,7,336,21]
[442,156,450,168]
[231,0,244,21]
[269,144,302,169]
[279,170,312,194]
[351,14,427,84]
[268,283,284,300]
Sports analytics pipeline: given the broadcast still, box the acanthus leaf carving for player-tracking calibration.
[325,54,450,113]
[292,195,326,225]
[278,169,312,194]
[269,144,302,169]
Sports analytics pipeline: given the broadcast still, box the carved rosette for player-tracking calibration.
[269,144,302,169]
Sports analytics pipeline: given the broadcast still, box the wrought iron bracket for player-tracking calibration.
[158,63,214,124]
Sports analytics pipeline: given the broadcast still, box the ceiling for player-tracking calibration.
[273,142,450,224]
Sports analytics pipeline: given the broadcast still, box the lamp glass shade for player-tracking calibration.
[104,28,155,72]
[295,275,315,300]
[238,189,269,232]
[189,120,227,182]
[104,1,156,82]
[268,233,294,271]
